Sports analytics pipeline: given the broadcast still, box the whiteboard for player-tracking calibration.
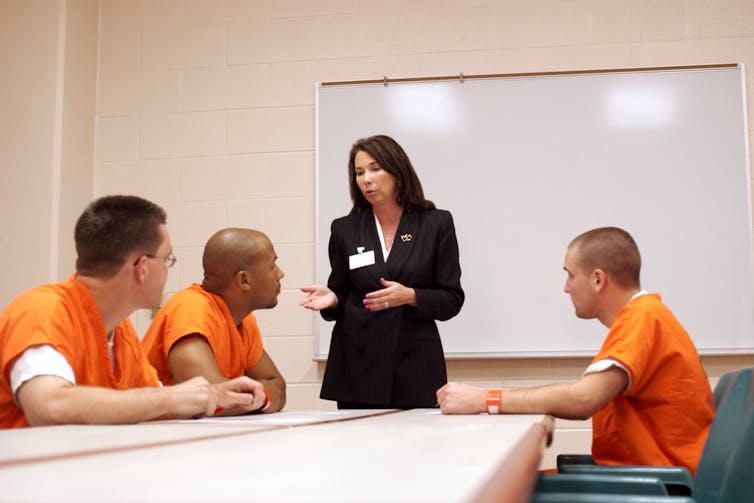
[314,65,754,358]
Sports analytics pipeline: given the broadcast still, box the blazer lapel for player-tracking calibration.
[384,210,418,278]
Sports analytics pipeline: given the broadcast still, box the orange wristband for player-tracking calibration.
[261,387,272,412]
[486,389,502,414]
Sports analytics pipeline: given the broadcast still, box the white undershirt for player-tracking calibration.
[373,213,391,260]
[10,345,75,397]
[11,338,162,399]
[10,332,117,399]
[582,290,648,393]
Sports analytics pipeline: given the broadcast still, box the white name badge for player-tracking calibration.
[349,250,375,270]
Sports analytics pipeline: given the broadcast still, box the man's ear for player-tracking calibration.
[133,256,147,284]
[237,270,252,291]
[592,268,607,293]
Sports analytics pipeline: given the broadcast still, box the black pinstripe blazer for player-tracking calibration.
[319,207,464,407]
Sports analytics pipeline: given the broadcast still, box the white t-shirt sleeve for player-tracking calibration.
[9,345,76,396]
[584,357,632,393]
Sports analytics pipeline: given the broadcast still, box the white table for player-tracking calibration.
[0,409,553,503]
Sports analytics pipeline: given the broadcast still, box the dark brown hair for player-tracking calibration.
[569,227,641,289]
[75,195,167,278]
[347,135,435,213]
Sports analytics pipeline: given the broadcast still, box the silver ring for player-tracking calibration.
[384,301,389,308]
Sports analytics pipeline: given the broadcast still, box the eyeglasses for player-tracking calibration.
[133,253,177,268]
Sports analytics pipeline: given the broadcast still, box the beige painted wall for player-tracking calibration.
[1,0,60,307]
[3,0,754,468]
[90,0,754,467]
[0,0,97,308]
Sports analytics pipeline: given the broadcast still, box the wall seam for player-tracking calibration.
[49,1,67,281]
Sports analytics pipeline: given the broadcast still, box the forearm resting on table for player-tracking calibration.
[439,368,626,420]
[241,349,286,413]
[16,375,215,426]
[501,369,627,420]
[501,385,600,420]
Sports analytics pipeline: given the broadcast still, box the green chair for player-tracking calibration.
[534,474,670,496]
[557,464,693,496]
[532,366,754,503]
[556,367,738,480]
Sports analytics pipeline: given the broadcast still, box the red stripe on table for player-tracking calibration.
[0,409,402,469]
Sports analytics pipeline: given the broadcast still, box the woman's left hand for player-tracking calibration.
[363,277,417,311]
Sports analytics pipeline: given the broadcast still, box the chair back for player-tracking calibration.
[693,366,754,503]
[712,369,739,407]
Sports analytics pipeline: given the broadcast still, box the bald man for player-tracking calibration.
[142,228,286,414]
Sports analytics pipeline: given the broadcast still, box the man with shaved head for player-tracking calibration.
[438,227,713,475]
[142,228,286,414]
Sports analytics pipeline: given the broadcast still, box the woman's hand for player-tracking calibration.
[299,285,338,311]
[363,277,417,311]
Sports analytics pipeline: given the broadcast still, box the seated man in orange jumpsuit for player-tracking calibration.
[142,228,286,414]
[0,195,266,428]
[437,226,714,475]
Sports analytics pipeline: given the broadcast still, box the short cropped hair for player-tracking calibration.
[74,195,167,278]
[569,227,641,289]
[347,135,435,213]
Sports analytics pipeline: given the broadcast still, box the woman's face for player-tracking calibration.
[354,150,398,206]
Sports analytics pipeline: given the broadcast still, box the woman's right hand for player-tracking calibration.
[299,285,337,311]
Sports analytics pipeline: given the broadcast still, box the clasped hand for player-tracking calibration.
[363,277,414,311]
[215,376,267,414]
[173,376,267,418]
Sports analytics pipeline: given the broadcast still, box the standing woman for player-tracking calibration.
[300,135,464,408]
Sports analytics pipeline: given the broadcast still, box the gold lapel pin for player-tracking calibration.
[401,234,413,242]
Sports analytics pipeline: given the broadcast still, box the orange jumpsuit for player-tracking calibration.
[0,276,159,428]
[590,293,714,475]
[142,284,263,385]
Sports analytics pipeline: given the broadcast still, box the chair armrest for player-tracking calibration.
[531,492,696,503]
[557,465,693,496]
[556,454,595,471]
[535,474,669,496]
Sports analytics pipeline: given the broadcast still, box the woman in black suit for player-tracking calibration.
[300,135,464,408]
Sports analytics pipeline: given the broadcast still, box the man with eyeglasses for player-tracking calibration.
[142,228,287,415]
[0,195,267,428]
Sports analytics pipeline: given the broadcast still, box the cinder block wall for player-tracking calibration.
[93,1,754,468]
